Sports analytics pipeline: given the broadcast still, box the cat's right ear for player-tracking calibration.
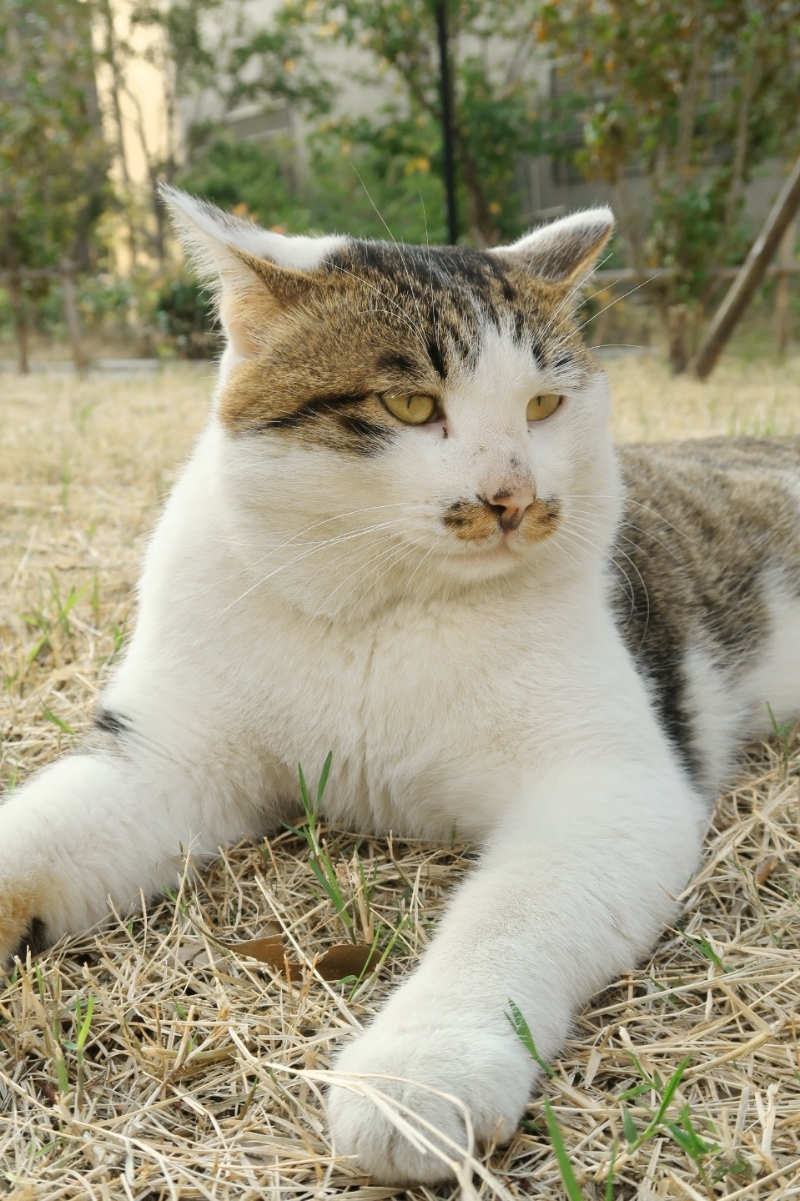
[491,207,614,285]
[159,186,345,356]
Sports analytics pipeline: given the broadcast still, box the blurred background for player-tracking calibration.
[1,0,799,374]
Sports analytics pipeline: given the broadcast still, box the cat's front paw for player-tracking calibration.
[0,885,49,967]
[328,1012,534,1184]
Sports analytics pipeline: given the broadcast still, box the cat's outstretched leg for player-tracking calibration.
[328,757,705,1184]
[0,715,270,964]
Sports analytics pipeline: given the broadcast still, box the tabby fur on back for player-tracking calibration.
[1,189,798,1185]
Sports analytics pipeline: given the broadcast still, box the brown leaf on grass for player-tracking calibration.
[229,937,378,983]
[314,943,379,981]
[230,935,302,980]
[755,855,779,886]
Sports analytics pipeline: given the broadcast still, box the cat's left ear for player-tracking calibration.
[491,207,614,284]
[159,185,345,355]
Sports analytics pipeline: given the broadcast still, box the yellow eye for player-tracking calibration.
[526,393,563,422]
[383,393,438,425]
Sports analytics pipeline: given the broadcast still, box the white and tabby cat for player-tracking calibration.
[2,189,799,1183]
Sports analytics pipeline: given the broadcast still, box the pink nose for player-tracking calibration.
[485,487,535,531]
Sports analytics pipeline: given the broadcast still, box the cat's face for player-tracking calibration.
[164,189,620,617]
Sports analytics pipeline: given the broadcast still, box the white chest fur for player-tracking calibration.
[108,429,643,844]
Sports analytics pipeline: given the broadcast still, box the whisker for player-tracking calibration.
[307,535,408,615]
[396,542,438,608]
[194,518,415,641]
[565,500,665,563]
[538,251,615,344]
[563,520,650,646]
[308,540,425,647]
[575,273,662,335]
[561,493,699,546]
[196,504,424,595]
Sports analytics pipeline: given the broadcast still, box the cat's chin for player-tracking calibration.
[436,538,536,584]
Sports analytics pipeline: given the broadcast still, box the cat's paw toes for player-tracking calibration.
[328,1021,532,1184]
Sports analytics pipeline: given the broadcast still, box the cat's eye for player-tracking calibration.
[527,393,563,422]
[383,393,438,425]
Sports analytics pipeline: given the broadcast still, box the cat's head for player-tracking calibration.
[163,187,620,618]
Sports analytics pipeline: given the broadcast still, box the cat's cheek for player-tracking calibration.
[327,1012,534,1183]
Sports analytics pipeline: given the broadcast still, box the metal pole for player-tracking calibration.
[435,0,458,244]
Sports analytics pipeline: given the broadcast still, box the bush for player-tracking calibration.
[153,275,220,359]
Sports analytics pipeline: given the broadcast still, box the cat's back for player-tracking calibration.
[612,436,800,791]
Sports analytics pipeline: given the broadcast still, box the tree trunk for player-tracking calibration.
[694,153,800,379]
[7,271,30,375]
[456,137,500,246]
[99,0,137,267]
[667,304,689,373]
[775,219,795,356]
[60,263,86,376]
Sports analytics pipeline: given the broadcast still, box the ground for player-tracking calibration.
[1,352,799,1200]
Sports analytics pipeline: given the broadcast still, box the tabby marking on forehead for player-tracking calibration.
[217,239,592,453]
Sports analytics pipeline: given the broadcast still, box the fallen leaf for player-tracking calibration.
[228,936,379,983]
[315,943,379,981]
[755,856,779,886]
[230,935,302,980]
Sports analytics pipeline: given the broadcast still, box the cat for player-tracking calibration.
[1,187,799,1185]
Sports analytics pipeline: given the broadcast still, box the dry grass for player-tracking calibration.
[1,353,799,1200]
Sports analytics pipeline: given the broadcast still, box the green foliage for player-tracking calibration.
[0,269,218,359]
[176,122,448,244]
[130,0,333,125]
[306,126,448,243]
[649,181,733,303]
[541,0,800,306]
[0,0,110,273]
[277,0,550,244]
[177,129,301,222]
[153,276,219,359]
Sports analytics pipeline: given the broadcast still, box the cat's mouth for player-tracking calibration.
[442,496,562,551]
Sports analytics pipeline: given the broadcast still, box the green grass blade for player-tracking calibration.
[618,1081,652,1102]
[347,922,383,1001]
[506,998,555,1076]
[664,1120,694,1155]
[42,709,75,735]
[76,995,95,1051]
[638,1054,691,1142]
[55,1054,70,1095]
[297,763,311,815]
[543,1098,585,1201]
[626,1049,656,1087]
[316,751,333,805]
[621,1102,638,1147]
[308,858,352,926]
[679,1106,715,1157]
